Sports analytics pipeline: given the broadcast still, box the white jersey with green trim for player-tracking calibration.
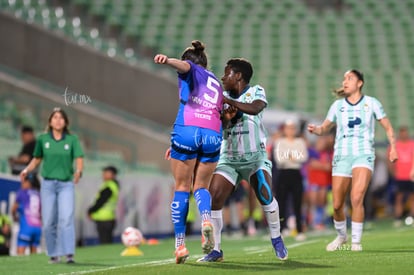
[326,95,386,156]
[221,85,268,157]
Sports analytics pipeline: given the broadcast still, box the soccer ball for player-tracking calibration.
[121,227,143,247]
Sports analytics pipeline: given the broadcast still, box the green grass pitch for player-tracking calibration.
[1,220,413,275]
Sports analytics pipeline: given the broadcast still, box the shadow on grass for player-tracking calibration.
[187,260,334,271]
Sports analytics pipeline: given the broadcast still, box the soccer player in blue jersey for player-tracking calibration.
[308,69,398,251]
[198,58,288,262]
[12,174,42,255]
[154,40,224,264]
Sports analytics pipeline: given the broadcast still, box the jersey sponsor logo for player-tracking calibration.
[194,113,212,120]
[172,140,192,151]
[340,107,356,113]
[224,129,249,139]
[348,117,361,128]
[191,95,217,109]
[342,134,363,138]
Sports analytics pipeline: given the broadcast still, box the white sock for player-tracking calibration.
[262,198,281,239]
[211,210,223,251]
[351,222,363,244]
[175,233,185,249]
[334,219,347,240]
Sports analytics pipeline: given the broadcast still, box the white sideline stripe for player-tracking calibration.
[246,249,268,254]
[244,246,268,252]
[58,254,207,275]
[287,239,319,249]
[57,259,174,275]
[244,246,269,254]
[59,241,321,274]
[244,239,320,255]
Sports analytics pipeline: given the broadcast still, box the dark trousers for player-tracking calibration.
[95,220,115,244]
[276,169,304,233]
[0,244,9,255]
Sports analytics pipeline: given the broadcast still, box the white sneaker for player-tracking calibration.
[326,236,347,251]
[351,243,362,251]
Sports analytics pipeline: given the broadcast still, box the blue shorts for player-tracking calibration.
[17,225,41,247]
[170,125,222,162]
[332,154,375,177]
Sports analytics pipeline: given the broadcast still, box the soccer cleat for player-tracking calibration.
[351,243,363,251]
[201,221,215,254]
[326,236,347,251]
[175,245,190,264]
[197,249,224,262]
[271,236,288,260]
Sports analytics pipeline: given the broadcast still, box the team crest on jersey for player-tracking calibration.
[363,104,370,112]
[45,142,50,149]
[245,92,254,103]
[64,144,70,150]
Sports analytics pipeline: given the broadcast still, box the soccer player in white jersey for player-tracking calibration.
[197,58,288,262]
[308,69,398,251]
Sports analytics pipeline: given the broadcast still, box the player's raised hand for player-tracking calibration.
[389,147,398,163]
[154,54,168,64]
[307,124,317,134]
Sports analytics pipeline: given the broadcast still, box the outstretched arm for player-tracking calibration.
[379,117,398,163]
[307,119,335,136]
[224,97,266,116]
[154,54,191,74]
